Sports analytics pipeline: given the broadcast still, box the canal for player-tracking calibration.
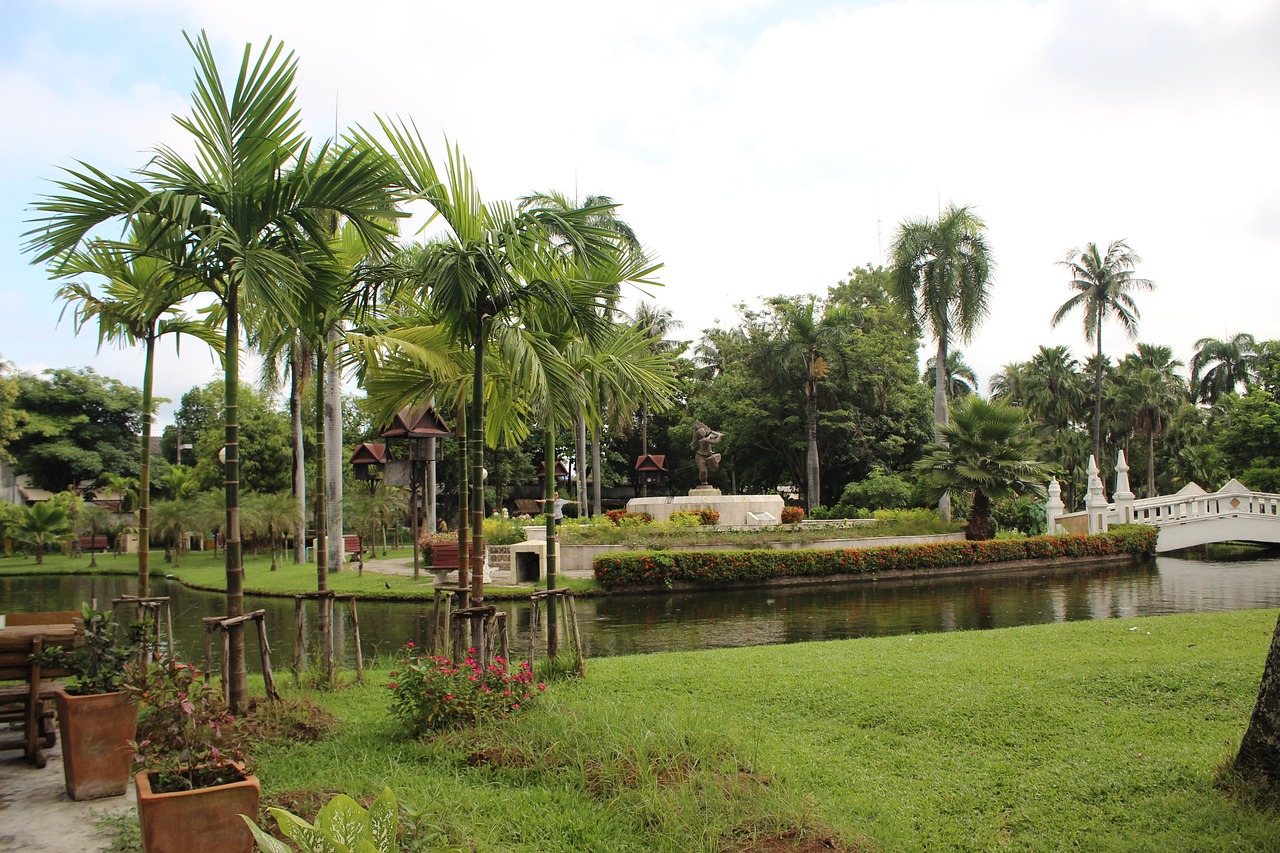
[2,549,1278,668]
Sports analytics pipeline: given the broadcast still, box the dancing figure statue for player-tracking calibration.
[690,421,723,485]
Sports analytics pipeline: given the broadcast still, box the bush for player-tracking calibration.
[668,511,704,528]
[592,526,1158,590]
[388,643,544,734]
[482,514,527,545]
[839,469,915,511]
[780,506,805,524]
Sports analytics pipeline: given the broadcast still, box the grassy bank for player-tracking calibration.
[236,608,1280,852]
[0,549,599,600]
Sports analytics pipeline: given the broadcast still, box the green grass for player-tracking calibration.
[240,608,1280,852]
[0,548,601,601]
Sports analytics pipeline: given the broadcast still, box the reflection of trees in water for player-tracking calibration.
[7,555,1280,662]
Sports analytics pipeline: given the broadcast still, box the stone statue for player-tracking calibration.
[690,421,723,485]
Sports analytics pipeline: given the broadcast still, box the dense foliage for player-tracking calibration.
[388,644,543,733]
[592,526,1157,590]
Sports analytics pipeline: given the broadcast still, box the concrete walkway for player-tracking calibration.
[0,742,135,852]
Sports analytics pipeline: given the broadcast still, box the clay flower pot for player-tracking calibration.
[134,766,260,853]
[53,688,138,800]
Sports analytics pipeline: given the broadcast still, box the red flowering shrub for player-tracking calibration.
[591,526,1158,590]
[696,509,720,525]
[780,507,805,524]
[605,510,653,526]
[388,643,545,734]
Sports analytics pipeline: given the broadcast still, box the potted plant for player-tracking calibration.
[36,604,141,800]
[126,655,259,853]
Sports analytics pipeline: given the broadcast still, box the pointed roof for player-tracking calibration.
[634,454,668,472]
[349,443,391,466]
[1174,482,1208,496]
[378,405,452,439]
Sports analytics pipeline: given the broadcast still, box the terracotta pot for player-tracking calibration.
[135,766,260,853]
[53,688,138,800]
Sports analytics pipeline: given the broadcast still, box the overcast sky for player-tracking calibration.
[3,0,1277,428]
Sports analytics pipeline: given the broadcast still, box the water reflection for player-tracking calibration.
[2,552,1278,665]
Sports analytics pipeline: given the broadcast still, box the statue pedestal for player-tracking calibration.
[626,493,784,526]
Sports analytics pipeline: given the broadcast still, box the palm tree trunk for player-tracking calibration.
[1235,611,1280,782]
[640,406,649,498]
[545,428,559,658]
[325,327,344,572]
[935,334,952,522]
[138,333,154,597]
[470,318,485,608]
[591,420,603,517]
[1093,323,1104,464]
[313,347,332,681]
[456,402,469,592]
[805,380,820,509]
[426,432,437,534]
[968,489,991,540]
[290,348,307,565]
[223,281,247,712]
[1148,430,1156,498]
[576,413,588,516]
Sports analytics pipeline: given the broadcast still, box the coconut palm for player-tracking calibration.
[1022,346,1089,433]
[26,32,404,711]
[1190,332,1257,405]
[1050,240,1154,464]
[889,204,994,520]
[52,217,220,596]
[922,350,979,399]
[14,503,73,564]
[1116,344,1186,497]
[915,397,1050,541]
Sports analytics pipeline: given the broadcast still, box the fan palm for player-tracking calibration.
[1190,332,1257,405]
[13,503,73,565]
[25,32,404,710]
[915,397,1050,541]
[889,204,994,520]
[1050,240,1154,465]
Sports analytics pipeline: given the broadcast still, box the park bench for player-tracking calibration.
[343,534,364,567]
[0,610,81,767]
[427,540,492,586]
[77,534,109,552]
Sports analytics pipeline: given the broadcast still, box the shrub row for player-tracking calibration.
[591,525,1158,590]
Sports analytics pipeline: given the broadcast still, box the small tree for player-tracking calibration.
[14,503,73,564]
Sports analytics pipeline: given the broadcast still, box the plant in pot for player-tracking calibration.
[33,604,142,800]
[126,655,259,853]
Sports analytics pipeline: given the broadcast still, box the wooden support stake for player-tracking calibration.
[566,593,586,677]
[256,616,280,701]
[344,597,364,680]
[220,630,231,706]
[293,598,305,675]
[497,612,510,672]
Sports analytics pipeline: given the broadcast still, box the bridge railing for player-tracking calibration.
[1053,479,1280,535]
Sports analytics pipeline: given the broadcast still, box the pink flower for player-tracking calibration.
[406,642,415,648]
[537,683,547,691]
[388,682,398,690]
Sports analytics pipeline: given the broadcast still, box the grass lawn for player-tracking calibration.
[240,608,1280,852]
[0,548,600,600]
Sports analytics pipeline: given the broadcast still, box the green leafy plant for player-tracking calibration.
[125,655,248,792]
[243,787,397,853]
[32,604,142,695]
[388,644,544,734]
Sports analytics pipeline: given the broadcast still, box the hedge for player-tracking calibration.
[591,525,1159,590]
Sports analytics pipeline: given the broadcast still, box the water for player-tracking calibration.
[3,550,1279,667]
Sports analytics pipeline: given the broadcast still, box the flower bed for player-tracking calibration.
[591,525,1158,590]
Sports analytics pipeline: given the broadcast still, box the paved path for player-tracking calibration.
[0,742,134,852]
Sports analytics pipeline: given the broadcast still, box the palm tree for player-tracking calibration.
[1117,344,1186,497]
[52,217,220,596]
[889,204,994,520]
[989,361,1029,405]
[1050,240,1154,465]
[915,397,1050,540]
[1190,332,1257,405]
[25,32,404,711]
[922,350,979,399]
[1022,346,1089,433]
[14,503,73,564]
[362,124,646,607]
[628,302,684,499]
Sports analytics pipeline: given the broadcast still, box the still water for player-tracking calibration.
[2,551,1279,667]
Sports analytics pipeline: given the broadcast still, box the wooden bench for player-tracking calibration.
[0,610,81,767]
[77,534,109,552]
[342,534,364,567]
[427,541,491,586]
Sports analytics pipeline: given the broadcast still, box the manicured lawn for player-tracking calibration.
[246,608,1280,852]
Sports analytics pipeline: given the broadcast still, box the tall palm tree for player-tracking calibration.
[1190,332,1258,405]
[889,203,994,520]
[1117,344,1186,496]
[26,32,404,711]
[922,350,979,399]
[51,218,220,596]
[362,124,646,607]
[1050,240,1154,465]
[915,397,1050,540]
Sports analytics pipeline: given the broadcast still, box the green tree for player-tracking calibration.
[13,502,73,564]
[922,350,978,399]
[1050,240,1154,465]
[1190,332,1257,405]
[11,368,143,492]
[889,204,994,521]
[1213,391,1280,491]
[915,396,1050,541]
[0,357,22,464]
[188,383,291,495]
[1115,344,1186,497]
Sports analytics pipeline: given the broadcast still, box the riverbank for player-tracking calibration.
[231,609,1280,850]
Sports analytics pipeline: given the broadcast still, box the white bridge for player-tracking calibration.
[1047,452,1280,553]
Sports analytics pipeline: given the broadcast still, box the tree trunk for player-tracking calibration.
[325,327,343,573]
[935,334,952,522]
[426,433,437,534]
[545,429,559,658]
[640,406,649,498]
[1093,322,1104,465]
[1235,611,1280,783]
[576,413,588,516]
[456,403,469,592]
[805,388,820,509]
[966,490,991,540]
[223,281,247,712]
[313,347,332,682]
[290,348,307,565]
[470,319,485,608]
[592,420,603,517]
[138,334,154,598]
[1147,429,1156,498]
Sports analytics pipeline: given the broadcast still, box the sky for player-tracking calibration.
[2,0,1278,429]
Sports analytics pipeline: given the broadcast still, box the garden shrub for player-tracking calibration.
[388,643,544,734]
[668,511,705,528]
[839,468,914,511]
[780,506,805,524]
[592,526,1158,590]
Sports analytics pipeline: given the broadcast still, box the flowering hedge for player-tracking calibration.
[591,525,1158,590]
